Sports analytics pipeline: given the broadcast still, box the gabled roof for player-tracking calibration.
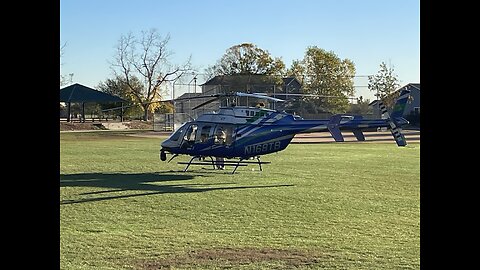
[60,83,126,103]
[406,83,420,91]
[176,93,203,99]
[368,83,420,106]
[282,76,302,86]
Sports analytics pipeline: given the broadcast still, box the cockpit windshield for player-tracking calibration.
[167,123,188,142]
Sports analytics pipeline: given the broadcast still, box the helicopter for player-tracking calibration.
[159,89,411,173]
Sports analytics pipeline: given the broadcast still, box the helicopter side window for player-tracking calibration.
[197,125,212,143]
[214,125,233,145]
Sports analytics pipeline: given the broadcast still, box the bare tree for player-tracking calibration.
[111,29,192,120]
[60,42,68,86]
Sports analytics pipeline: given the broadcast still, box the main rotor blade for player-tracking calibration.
[192,97,221,110]
[172,94,221,101]
[262,93,349,99]
[234,92,285,102]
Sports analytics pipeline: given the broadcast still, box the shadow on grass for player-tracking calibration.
[60,172,294,205]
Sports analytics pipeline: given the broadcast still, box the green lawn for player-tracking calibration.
[60,131,420,269]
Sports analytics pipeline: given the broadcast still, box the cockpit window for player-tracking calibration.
[184,124,198,142]
[168,123,187,141]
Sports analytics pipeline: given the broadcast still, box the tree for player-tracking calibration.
[97,76,144,119]
[111,29,192,121]
[287,60,306,85]
[368,62,400,108]
[347,96,372,115]
[206,43,285,81]
[288,46,356,114]
[98,76,174,119]
[60,42,69,87]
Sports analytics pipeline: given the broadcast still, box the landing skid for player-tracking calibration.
[177,156,271,174]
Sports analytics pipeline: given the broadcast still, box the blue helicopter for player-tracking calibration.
[160,89,411,173]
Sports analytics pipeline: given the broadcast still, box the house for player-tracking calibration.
[401,83,420,116]
[198,74,302,111]
[369,83,420,118]
[174,93,202,112]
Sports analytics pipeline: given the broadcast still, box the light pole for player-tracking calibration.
[172,79,178,130]
[194,76,197,93]
[187,73,197,116]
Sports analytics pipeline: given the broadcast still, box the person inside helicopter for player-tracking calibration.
[214,126,227,169]
[181,124,197,149]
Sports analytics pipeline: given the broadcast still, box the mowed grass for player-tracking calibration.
[60,131,420,269]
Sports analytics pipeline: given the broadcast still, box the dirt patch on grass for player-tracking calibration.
[124,121,153,130]
[60,120,153,131]
[136,247,325,269]
[59,122,105,131]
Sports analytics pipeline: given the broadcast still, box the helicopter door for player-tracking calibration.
[180,124,198,150]
[195,124,213,144]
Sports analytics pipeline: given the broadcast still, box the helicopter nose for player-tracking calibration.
[161,138,171,147]
[161,139,175,149]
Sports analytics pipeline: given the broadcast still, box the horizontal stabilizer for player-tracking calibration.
[352,129,365,141]
[328,114,344,142]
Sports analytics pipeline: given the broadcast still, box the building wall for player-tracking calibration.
[368,84,420,118]
[403,86,420,116]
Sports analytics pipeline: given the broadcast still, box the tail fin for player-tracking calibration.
[390,88,411,119]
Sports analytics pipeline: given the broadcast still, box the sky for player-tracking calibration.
[60,0,420,101]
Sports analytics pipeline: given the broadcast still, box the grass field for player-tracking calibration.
[60,131,420,269]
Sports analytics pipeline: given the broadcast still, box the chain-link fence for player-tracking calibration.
[153,112,196,131]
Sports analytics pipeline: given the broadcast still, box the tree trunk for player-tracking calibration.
[142,104,149,121]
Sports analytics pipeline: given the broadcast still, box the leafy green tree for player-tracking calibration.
[208,43,285,77]
[205,43,286,107]
[287,60,306,84]
[347,96,372,115]
[288,46,356,114]
[60,42,69,87]
[155,102,174,114]
[368,62,400,108]
[111,28,192,120]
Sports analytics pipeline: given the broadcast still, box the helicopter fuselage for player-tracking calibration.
[160,105,407,160]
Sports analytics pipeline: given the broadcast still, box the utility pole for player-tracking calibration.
[194,76,197,94]
[172,79,178,130]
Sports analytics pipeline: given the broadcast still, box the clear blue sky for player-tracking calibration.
[60,0,419,101]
